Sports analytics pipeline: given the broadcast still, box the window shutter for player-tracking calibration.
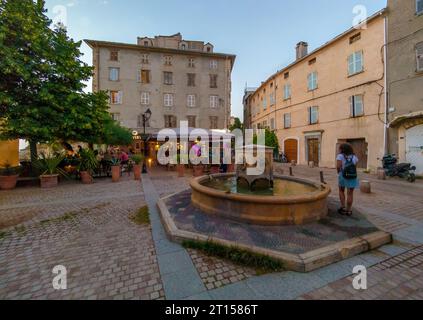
[137,69,141,83]
[349,96,354,117]
[118,91,123,104]
[417,42,423,71]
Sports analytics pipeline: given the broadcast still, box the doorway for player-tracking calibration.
[284,139,298,163]
[307,138,320,166]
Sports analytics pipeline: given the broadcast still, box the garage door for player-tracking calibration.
[406,124,423,175]
[284,139,298,163]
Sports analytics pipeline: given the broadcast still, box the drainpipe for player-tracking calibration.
[383,15,389,156]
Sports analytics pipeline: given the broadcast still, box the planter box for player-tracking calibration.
[133,164,141,181]
[40,174,59,188]
[0,175,18,190]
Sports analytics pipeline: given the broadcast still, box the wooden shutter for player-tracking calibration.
[417,42,423,71]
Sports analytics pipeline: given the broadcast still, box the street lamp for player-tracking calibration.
[142,108,152,174]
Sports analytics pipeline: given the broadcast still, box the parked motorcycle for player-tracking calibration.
[382,154,416,183]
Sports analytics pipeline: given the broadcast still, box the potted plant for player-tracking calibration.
[34,153,66,188]
[131,154,144,181]
[110,158,121,182]
[0,162,20,190]
[78,149,98,184]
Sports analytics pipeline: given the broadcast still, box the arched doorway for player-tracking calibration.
[406,124,423,175]
[284,139,298,163]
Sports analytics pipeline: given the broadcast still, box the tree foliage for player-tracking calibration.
[100,119,133,146]
[253,128,280,154]
[229,117,244,132]
[0,0,110,146]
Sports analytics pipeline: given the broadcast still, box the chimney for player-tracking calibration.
[296,42,308,60]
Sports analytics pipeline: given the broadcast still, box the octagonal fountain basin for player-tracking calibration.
[190,173,331,226]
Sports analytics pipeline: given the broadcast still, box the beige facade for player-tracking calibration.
[387,0,423,174]
[85,34,235,134]
[249,11,387,170]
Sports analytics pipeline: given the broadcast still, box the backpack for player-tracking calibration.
[343,155,357,180]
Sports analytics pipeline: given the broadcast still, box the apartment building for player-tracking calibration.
[85,33,236,137]
[386,0,423,175]
[249,10,387,170]
[243,87,257,129]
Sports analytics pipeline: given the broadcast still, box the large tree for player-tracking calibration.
[0,0,111,160]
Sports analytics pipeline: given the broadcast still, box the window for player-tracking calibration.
[164,115,177,128]
[138,69,150,84]
[188,58,195,68]
[210,116,218,129]
[181,44,187,50]
[308,106,319,124]
[109,68,119,81]
[143,41,149,46]
[284,72,289,79]
[210,74,218,88]
[263,97,267,110]
[164,72,173,85]
[308,72,318,91]
[416,42,423,72]
[270,118,275,130]
[187,95,196,107]
[262,120,268,129]
[284,113,291,129]
[210,95,219,108]
[111,113,120,121]
[350,95,364,117]
[210,60,218,69]
[187,73,196,87]
[187,116,196,127]
[164,93,173,107]
[348,51,364,75]
[141,53,149,64]
[110,50,118,61]
[109,91,122,104]
[141,92,150,105]
[349,33,361,44]
[309,58,316,65]
[283,84,291,100]
[417,0,423,14]
[269,93,275,105]
[164,55,172,66]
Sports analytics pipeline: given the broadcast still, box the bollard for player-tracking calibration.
[377,168,386,180]
[320,171,326,184]
[360,180,371,194]
[289,167,293,176]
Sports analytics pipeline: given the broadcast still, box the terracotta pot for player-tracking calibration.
[210,166,220,174]
[80,171,93,184]
[193,165,204,177]
[0,175,18,190]
[133,164,142,181]
[177,164,185,177]
[40,174,59,188]
[111,165,120,182]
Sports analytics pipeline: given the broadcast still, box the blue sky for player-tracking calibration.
[44,0,386,120]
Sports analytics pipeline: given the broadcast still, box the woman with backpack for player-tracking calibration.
[336,143,359,216]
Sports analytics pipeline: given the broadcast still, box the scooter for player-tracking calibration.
[382,154,416,183]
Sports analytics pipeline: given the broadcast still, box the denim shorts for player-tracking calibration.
[338,173,359,189]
